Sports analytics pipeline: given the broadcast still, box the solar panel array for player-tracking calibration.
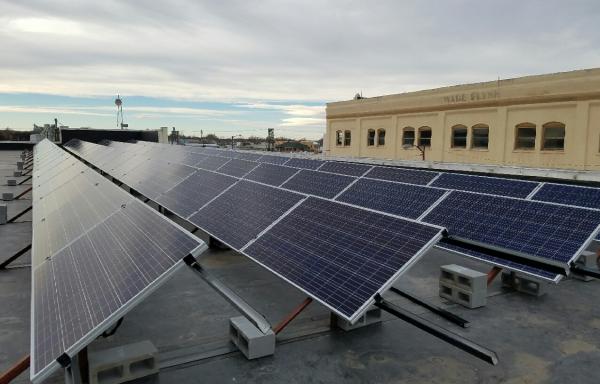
[63,139,600,285]
[31,140,205,383]
[64,139,445,323]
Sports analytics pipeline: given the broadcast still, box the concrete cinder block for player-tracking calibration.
[439,281,486,308]
[229,316,275,359]
[0,204,6,225]
[13,171,22,177]
[441,264,487,292]
[439,265,487,308]
[501,272,546,296]
[88,340,158,384]
[331,307,382,331]
[2,193,14,201]
[16,161,24,170]
[573,251,597,282]
[7,179,17,186]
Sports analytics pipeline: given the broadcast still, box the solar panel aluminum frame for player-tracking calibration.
[434,244,563,284]
[30,239,207,384]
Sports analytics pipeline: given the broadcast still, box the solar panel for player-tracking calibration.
[156,169,238,218]
[337,178,446,219]
[31,141,205,383]
[318,161,373,177]
[235,152,263,161]
[197,156,231,171]
[365,166,438,185]
[284,158,326,170]
[430,173,539,198]
[531,183,600,210]
[423,191,600,267]
[32,201,203,382]
[243,163,299,186]
[435,240,562,283]
[258,154,289,165]
[121,160,196,199]
[244,197,443,322]
[216,158,258,178]
[281,169,355,199]
[189,180,304,249]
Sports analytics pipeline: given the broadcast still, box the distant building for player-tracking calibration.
[276,140,309,152]
[325,68,600,171]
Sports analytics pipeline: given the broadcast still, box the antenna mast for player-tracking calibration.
[115,95,126,129]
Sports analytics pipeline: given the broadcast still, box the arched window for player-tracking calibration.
[367,129,375,146]
[402,127,415,146]
[515,123,536,149]
[542,122,565,150]
[377,129,386,146]
[418,126,432,147]
[344,130,352,146]
[336,130,343,146]
[471,124,489,149]
[451,125,468,148]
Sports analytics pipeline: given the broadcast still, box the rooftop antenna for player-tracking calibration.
[115,95,127,129]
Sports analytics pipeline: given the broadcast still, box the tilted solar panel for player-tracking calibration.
[284,157,326,170]
[189,180,304,249]
[430,173,539,198]
[243,163,299,186]
[258,154,289,165]
[32,200,204,382]
[155,169,238,218]
[31,141,206,383]
[197,155,231,171]
[337,178,446,219]
[244,197,443,322]
[365,166,439,185]
[121,160,196,199]
[423,191,600,267]
[531,183,600,210]
[281,169,355,199]
[217,158,258,178]
[318,161,373,177]
[435,240,562,283]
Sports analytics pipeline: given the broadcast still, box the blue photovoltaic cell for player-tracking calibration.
[197,156,231,171]
[337,178,446,219]
[532,183,600,210]
[431,173,539,198]
[121,161,195,199]
[189,180,304,249]
[423,191,600,265]
[318,161,373,177]
[243,163,299,186]
[258,154,289,165]
[436,240,561,282]
[284,158,326,170]
[244,197,442,320]
[216,158,258,177]
[236,152,263,161]
[156,169,238,218]
[282,169,355,199]
[365,166,438,185]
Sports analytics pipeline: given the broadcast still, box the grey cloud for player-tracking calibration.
[1,0,599,102]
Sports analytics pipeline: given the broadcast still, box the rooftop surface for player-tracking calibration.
[2,149,600,384]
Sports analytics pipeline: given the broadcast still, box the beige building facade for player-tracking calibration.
[325,68,600,171]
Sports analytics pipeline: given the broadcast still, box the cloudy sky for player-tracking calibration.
[1,1,599,139]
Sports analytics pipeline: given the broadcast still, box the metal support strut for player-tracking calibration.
[18,176,32,185]
[7,206,32,223]
[0,244,32,270]
[374,295,498,365]
[14,186,32,200]
[0,355,30,384]
[570,264,600,279]
[389,287,469,328]
[183,255,272,334]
